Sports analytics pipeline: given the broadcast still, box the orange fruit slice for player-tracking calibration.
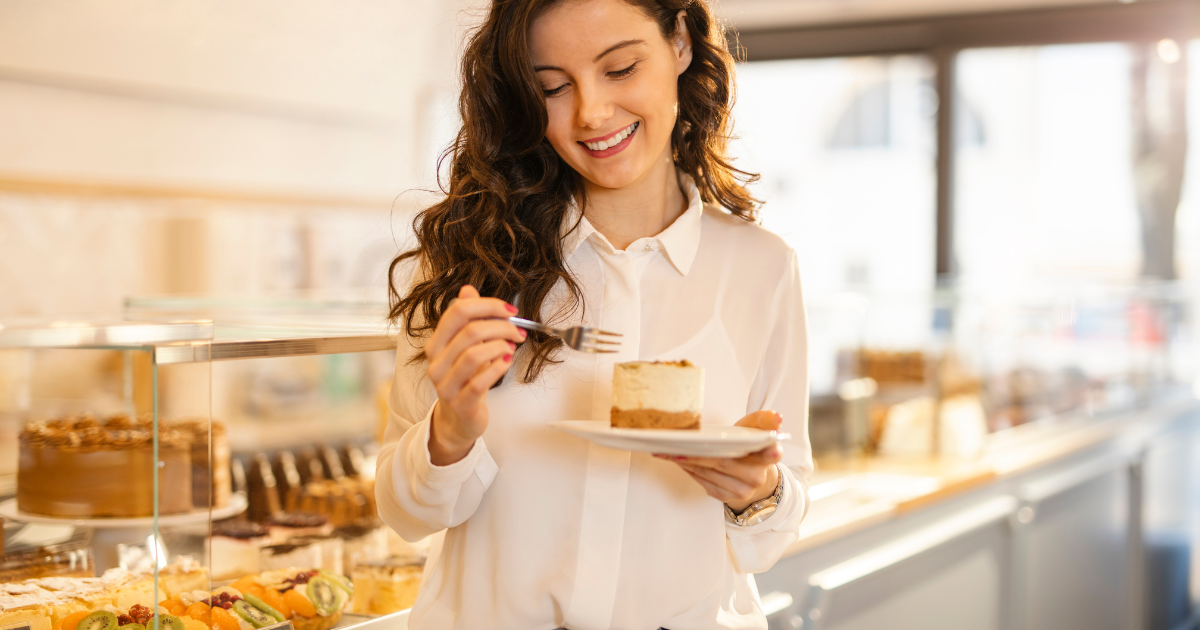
[184,602,211,625]
[59,611,91,630]
[228,577,258,595]
[209,606,240,630]
[258,589,291,619]
[162,599,188,617]
[283,589,315,618]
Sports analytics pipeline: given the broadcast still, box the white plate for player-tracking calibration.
[0,493,247,528]
[549,421,789,458]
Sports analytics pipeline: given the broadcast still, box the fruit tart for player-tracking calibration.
[182,569,351,630]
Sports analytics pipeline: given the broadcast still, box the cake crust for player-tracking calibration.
[610,408,700,430]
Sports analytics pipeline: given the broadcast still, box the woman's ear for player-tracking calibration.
[674,9,693,75]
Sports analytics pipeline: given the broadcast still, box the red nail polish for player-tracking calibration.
[505,303,518,314]
[518,329,527,339]
[503,353,513,362]
[508,341,516,350]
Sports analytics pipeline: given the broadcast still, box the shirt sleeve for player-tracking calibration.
[373,330,500,543]
[727,248,813,574]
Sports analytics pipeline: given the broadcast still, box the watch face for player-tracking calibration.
[744,504,777,527]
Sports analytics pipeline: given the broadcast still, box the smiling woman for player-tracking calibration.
[388,0,758,378]
[377,1,812,629]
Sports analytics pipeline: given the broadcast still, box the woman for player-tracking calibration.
[376,0,811,628]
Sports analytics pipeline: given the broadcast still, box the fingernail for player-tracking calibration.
[502,353,513,362]
[517,329,527,339]
[508,341,516,350]
[505,303,518,314]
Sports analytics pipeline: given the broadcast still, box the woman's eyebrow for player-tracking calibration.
[533,39,647,72]
[592,39,646,62]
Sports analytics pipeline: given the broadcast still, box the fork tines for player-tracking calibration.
[581,327,621,353]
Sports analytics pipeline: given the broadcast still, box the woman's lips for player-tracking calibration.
[579,121,638,159]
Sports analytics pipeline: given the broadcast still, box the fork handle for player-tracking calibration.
[507,316,556,336]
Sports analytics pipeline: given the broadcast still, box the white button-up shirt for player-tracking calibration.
[376,175,813,630]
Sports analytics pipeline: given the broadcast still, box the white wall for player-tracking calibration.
[0,0,478,196]
[0,0,483,317]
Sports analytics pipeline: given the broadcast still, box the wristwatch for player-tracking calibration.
[724,464,785,527]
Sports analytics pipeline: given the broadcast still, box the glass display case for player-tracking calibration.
[0,315,418,630]
[805,284,1198,458]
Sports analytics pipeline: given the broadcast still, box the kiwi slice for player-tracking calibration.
[318,570,354,597]
[306,576,346,616]
[233,600,276,628]
[78,611,119,630]
[150,616,185,630]
[243,594,285,622]
[124,625,146,630]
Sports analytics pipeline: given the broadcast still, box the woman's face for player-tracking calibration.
[529,0,692,190]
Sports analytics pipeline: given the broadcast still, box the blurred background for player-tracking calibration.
[2,1,1200,629]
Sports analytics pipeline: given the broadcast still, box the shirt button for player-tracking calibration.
[644,243,654,252]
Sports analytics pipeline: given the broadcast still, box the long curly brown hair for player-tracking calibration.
[388,0,759,383]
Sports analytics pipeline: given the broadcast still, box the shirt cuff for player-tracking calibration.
[403,405,499,491]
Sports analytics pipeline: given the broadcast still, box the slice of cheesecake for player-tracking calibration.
[610,361,703,430]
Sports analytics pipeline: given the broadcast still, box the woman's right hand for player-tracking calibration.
[425,284,526,465]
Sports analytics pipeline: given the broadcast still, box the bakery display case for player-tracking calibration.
[805,285,1197,457]
[0,315,422,630]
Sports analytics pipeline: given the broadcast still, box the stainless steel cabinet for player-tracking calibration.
[801,497,1014,630]
[1017,456,1132,630]
[761,403,1200,630]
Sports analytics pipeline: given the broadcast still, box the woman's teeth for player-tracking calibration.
[585,122,638,151]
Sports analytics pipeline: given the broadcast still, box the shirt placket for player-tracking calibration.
[563,245,641,630]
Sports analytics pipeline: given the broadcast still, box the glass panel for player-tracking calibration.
[732,55,938,397]
[0,323,213,630]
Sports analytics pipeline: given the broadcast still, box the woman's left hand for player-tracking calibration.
[654,410,783,513]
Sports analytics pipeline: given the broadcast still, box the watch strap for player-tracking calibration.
[724,463,785,527]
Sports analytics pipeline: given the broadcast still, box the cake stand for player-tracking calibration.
[0,493,247,571]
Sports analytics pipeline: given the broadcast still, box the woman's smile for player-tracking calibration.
[579,121,640,157]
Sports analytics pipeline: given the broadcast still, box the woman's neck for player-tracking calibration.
[581,146,688,251]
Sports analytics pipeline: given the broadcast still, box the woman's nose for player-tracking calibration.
[575,82,613,130]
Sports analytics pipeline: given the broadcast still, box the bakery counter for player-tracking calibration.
[757,390,1200,630]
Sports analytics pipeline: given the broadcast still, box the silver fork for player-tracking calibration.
[507,317,621,353]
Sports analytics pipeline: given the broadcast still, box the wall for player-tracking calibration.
[0,0,480,317]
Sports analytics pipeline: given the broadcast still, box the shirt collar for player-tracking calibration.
[560,171,704,277]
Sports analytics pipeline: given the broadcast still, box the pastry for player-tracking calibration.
[0,529,94,583]
[210,521,270,581]
[172,420,231,510]
[350,557,423,615]
[334,520,389,575]
[259,542,323,573]
[0,558,202,630]
[610,361,704,430]
[18,415,193,517]
[266,513,332,544]
[216,569,353,630]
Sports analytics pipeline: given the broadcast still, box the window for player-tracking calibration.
[955,43,1147,293]
[732,55,937,393]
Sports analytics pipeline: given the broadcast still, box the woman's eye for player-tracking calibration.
[543,84,568,97]
[608,62,639,79]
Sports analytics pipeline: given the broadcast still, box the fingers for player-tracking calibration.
[448,352,514,412]
[660,444,782,476]
[735,410,782,431]
[680,468,743,505]
[428,320,526,382]
[434,338,514,399]
[677,463,756,503]
[426,285,518,359]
